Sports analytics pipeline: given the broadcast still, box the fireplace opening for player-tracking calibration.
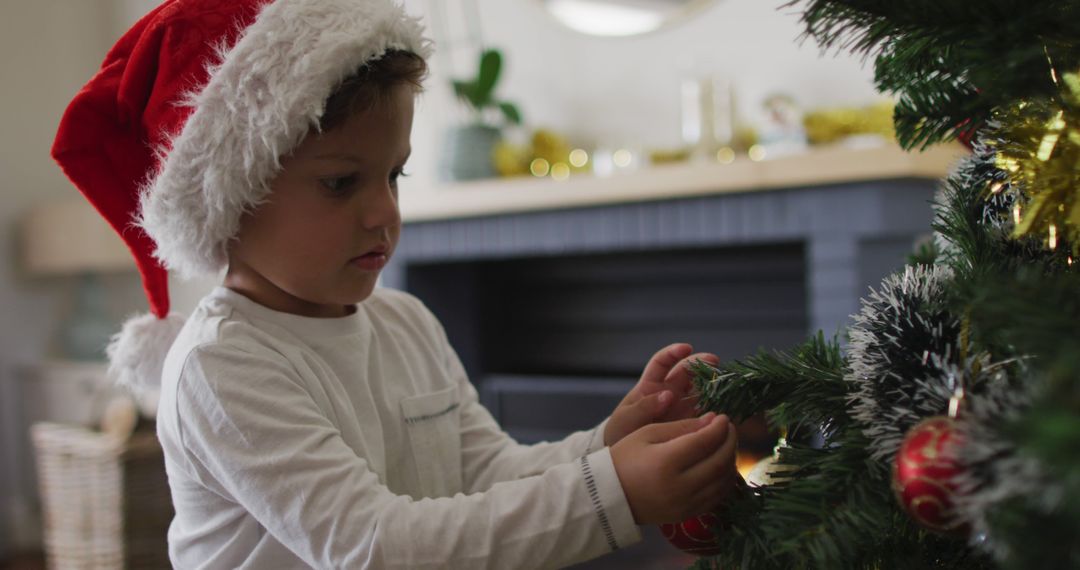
[405,242,805,445]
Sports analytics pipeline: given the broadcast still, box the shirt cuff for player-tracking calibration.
[579,447,641,552]
[586,417,610,454]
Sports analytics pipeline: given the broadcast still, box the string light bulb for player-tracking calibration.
[716,147,735,164]
[568,149,589,168]
[530,158,551,177]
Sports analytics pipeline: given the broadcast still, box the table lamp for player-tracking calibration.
[21,198,135,361]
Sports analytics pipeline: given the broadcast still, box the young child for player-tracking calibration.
[51,0,740,567]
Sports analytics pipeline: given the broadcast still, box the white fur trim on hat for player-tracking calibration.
[106,312,187,417]
[138,0,431,279]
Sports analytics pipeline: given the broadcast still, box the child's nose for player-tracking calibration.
[360,182,400,230]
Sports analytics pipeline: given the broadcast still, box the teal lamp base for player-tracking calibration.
[61,273,115,361]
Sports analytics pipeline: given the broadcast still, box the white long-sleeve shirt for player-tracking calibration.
[156,286,641,569]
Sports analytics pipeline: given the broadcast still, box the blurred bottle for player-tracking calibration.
[681,75,735,161]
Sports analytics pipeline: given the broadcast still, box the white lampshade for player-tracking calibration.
[21,198,134,275]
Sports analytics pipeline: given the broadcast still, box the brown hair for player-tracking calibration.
[320,50,428,131]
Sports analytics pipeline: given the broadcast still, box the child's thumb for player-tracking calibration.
[640,412,719,444]
[624,390,674,425]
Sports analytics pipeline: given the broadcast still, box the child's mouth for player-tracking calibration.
[350,249,389,271]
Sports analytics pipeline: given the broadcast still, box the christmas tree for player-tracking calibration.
[683,1,1080,568]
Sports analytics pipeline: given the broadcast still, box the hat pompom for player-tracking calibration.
[107,312,186,417]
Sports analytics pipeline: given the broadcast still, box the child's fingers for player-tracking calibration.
[639,343,693,388]
[656,353,715,420]
[622,390,674,429]
[675,439,739,517]
[690,471,739,513]
[656,392,703,424]
[662,414,731,471]
[663,352,720,393]
[682,422,739,486]
[638,412,717,444]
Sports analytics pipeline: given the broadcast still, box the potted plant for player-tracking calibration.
[442,48,523,181]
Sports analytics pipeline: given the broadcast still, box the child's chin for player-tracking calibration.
[342,281,378,304]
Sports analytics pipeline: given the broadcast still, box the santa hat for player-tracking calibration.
[51,0,431,399]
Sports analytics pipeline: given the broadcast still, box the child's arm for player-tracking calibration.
[169,344,645,569]
[451,356,612,492]
[448,339,717,492]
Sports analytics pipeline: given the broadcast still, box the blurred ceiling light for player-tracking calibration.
[546,0,666,37]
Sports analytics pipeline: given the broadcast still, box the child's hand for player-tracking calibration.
[611,413,739,525]
[604,343,720,447]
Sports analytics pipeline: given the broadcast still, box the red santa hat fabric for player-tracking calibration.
[51,0,430,396]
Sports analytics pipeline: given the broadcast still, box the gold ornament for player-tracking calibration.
[648,147,692,165]
[530,129,572,167]
[990,69,1080,255]
[802,101,895,146]
[745,439,797,487]
[493,129,587,179]
[492,141,530,177]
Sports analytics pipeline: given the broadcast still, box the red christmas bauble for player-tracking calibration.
[956,118,977,150]
[892,416,968,535]
[659,513,725,556]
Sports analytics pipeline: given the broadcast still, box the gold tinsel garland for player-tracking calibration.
[990,69,1080,256]
[802,101,895,146]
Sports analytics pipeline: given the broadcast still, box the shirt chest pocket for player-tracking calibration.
[400,386,463,498]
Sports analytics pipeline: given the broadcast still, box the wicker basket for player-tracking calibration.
[31,423,173,569]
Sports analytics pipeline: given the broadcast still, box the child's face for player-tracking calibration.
[225,84,415,317]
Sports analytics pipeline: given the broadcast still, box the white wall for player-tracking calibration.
[0,0,208,555]
[400,0,881,191]
[0,0,879,555]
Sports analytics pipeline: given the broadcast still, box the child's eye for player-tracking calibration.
[390,169,409,186]
[320,175,357,196]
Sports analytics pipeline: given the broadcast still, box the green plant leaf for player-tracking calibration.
[498,101,522,125]
[452,80,479,108]
[474,49,502,107]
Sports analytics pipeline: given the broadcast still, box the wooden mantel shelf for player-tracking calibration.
[401,143,966,223]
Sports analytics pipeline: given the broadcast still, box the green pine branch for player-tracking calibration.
[691,332,848,432]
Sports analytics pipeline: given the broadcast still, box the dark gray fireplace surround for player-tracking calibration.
[383,179,935,439]
[380,179,934,568]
